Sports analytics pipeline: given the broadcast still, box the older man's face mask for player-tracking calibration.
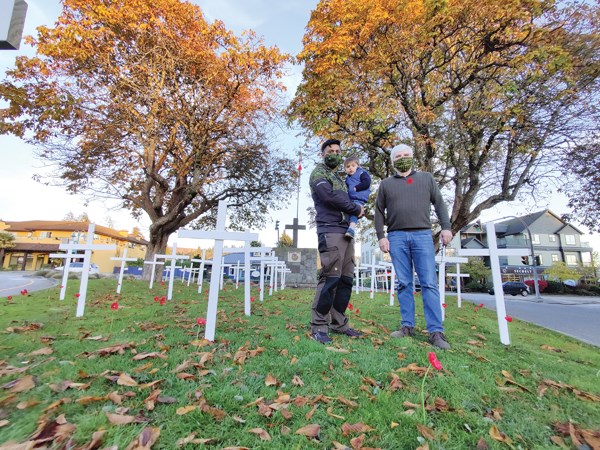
[394,157,413,173]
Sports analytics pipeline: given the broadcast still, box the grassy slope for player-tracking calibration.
[0,278,599,449]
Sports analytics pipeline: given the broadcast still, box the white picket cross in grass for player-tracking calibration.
[110,247,137,294]
[178,200,258,342]
[458,222,529,345]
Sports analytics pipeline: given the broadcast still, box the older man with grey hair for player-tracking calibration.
[374,144,453,349]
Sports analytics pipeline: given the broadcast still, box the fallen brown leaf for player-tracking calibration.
[417,424,436,440]
[295,423,320,439]
[106,412,135,425]
[4,375,36,393]
[125,426,160,450]
[29,347,53,356]
[341,422,375,436]
[265,374,278,386]
[489,425,513,446]
[249,427,272,441]
[476,437,489,450]
[80,430,106,450]
[117,373,138,387]
[176,405,197,415]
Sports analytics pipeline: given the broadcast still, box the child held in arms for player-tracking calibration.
[344,156,372,240]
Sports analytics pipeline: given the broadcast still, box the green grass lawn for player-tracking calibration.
[1,278,599,449]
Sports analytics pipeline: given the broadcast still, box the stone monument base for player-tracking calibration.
[273,247,317,288]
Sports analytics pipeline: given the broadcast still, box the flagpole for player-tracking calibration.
[296,150,302,220]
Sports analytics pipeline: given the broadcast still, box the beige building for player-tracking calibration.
[0,220,148,273]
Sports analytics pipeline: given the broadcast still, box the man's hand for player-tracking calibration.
[440,230,453,246]
[378,237,390,253]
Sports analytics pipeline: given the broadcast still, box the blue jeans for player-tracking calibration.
[348,200,365,225]
[388,230,443,333]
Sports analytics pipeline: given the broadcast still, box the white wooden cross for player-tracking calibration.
[178,200,258,342]
[144,256,165,290]
[155,242,189,301]
[56,224,116,317]
[245,247,273,301]
[190,250,208,292]
[435,249,468,320]
[110,247,137,294]
[49,248,79,301]
[223,244,260,316]
[458,222,530,345]
[380,261,396,306]
[447,269,470,307]
[248,249,275,302]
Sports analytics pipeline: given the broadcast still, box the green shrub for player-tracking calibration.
[464,281,488,292]
[544,280,564,294]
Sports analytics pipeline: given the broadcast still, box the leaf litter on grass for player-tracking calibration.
[0,278,599,449]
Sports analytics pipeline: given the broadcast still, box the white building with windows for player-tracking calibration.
[460,210,595,281]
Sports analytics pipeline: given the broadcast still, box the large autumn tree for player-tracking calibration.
[290,0,600,236]
[0,0,295,277]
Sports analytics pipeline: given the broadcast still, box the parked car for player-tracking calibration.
[53,262,99,275]
[488,281,529,296]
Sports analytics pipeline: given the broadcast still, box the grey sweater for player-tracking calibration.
[374,171,451,240]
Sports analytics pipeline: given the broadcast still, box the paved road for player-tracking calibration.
[0,271,58,298]
[453,292,600,347]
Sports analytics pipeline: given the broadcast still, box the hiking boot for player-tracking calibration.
[311,330,332,344]
[429,331,451,350]
[332,327,363,337]
[390,326,415,338]
[344,227,355,240]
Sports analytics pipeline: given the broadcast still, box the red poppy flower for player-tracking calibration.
[75,293,80,298]
[110,302,119,310]
[407,178,413,184]
[505,316,513,322]
[347,303,354,311]
[153,296,159,302]
[197,317,206,325]
[442,303,447,308]
[160,298,166,305]
[428,352,443,371]
[7,296,12,300]
[355,308,360,314]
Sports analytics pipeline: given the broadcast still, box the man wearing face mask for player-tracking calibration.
[309,138,365,344]
[375,144,453,349]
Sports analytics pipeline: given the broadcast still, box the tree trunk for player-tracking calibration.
[142,231,171,281]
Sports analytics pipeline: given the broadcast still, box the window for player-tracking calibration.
[548,234,557,243]
[565,235,576,245]
[566,254,577,266]
[532,234,540,244]
[551,254,559,262]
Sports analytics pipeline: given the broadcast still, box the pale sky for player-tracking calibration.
[1,0,598,254]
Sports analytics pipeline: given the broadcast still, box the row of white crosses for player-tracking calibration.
[49,224,116,317]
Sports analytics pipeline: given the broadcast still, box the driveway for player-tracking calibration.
[451,292,600,347]
[0,271,58,298]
